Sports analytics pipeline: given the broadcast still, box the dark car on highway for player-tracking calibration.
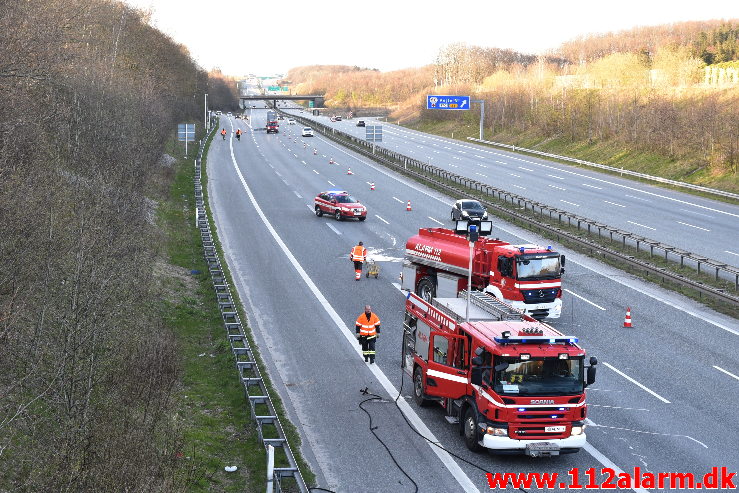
[451,199,488,221]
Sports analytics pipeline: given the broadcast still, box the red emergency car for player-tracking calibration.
[314,191,367,221]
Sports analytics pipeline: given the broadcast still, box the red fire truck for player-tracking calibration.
[402,290,596,456]
[401,227,565,319]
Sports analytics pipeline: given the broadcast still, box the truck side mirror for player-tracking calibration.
[586,366,596,386]
[561,255,566,266]
[471,367,482,386]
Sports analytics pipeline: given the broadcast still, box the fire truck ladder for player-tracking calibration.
[459,290,525,321]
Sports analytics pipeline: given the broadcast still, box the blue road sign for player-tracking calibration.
[426,95,470,110]
[177,123,195,142]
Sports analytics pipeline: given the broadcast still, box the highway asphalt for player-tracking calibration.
[207,110,739,492]
[282,107,739,270]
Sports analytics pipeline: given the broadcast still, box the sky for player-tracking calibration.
[123,0,739,77]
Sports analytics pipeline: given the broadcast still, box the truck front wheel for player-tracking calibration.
[463,407,483,452]
[413,367,431,407]
[416,276,436,302]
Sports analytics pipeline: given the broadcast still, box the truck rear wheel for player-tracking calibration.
[314,206,323,217]
[413,367,431,407]
[463,407,483,453]
[416,276,436,302]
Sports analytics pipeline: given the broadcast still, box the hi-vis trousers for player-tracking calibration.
[353,261,363,280]
[358,335,376,363]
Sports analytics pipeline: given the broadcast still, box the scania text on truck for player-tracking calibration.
[401,227,565,319]
[402,290,596,457]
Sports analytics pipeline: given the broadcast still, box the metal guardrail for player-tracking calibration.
[467,137,739,201]
[194,126,308,493]
[282,111,739,306]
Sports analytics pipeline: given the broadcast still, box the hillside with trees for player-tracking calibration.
[0,0,238,489]
[291,19,739,190]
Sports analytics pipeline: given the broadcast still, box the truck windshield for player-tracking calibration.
[492,357,583,396]
[516,255,560,280]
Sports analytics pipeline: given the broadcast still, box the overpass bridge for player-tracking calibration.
[239,94,324,109]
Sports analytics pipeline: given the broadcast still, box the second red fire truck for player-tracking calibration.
[402,290,596,456]
[401,227,565,319]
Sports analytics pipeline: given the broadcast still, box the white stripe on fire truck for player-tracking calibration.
[514,282,561,289]
[427,368,467,384]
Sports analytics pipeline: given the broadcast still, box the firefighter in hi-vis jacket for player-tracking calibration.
[355,305,380,364]
[350,241,367,281]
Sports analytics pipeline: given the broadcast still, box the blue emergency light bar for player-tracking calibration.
[494,335,579,344]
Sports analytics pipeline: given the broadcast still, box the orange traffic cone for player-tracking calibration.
[347,168,353,175]
[329,157,334,164]
[314,149,317,155]
[406,200,412,211]
[623,307,633,328]
[370,182,375,190]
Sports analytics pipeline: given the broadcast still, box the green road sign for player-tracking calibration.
[309,101,314,108]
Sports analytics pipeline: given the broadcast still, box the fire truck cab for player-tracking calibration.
[402,291,596,456]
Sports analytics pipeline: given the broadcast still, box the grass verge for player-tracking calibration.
[157,124,315,492]
[406,119,739,202]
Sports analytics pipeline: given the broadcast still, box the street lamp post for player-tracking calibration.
[204,93,208,131]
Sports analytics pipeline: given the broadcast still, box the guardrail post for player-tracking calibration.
[266,444,274,493]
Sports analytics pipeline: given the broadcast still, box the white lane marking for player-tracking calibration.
[602,362,671,404]
[677,221,710,232]
[582,442,650,493]
[585,419,707,449]
[293,191,302,198]
[275,171,282,177]
[392,196,404,204]
[548,184,566,191]
[547,174,565,180]
[518,166,533,172]
[627,220,656,230]
[326,223,342,235]
[713,365,739,381]
[563,289,606,310]
[281,179,288,186]
[375,215,389,225]
[293,153,298,158]
[327,180,335,186]
[509,173,521,178]
[511,185,526,190]
[475,173,488,178]
[560,200,580,207]
[679,208,713,218]
[428,217,444,225]
[726,250,739,257]
[301,160,307,165]
[312,169,319,175]
[582,183,603,190]
[225,134,480,492]
[589,404,649,411]
[314,125,739,336]
[268,163,274,169]
[604,200,626,208]
[495,160,507,164]
[474,155,486,159]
